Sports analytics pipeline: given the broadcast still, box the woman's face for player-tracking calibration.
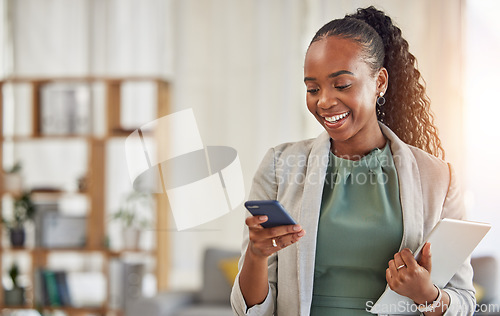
[304,36,387,148]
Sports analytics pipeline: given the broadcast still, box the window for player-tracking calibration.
[464,0,500,258]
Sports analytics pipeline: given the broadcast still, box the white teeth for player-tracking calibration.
[325,112,349,123]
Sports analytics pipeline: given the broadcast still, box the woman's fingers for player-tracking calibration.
[387,252,405,280]
[253,230,306,257]
[386,248,435,303]
[245,215,306,257]
[246,215,302,241]
[388,248,416,276]
[417,242,432,272]
[393,252,406,270]
[400,248,418,270]
[245,215,269,228]
[271,229,306,248]
[262,224,303,239]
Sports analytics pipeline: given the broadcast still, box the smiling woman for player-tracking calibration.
[231,6,475,316]
[304,36,388,159]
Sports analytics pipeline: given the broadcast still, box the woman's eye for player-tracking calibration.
[307,88,319,94]
[335,84,351,90]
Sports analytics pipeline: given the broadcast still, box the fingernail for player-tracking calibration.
[293,225,301,231]
[298,231,305,237]
[259,216,267,221]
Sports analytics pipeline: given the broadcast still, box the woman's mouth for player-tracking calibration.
[323,111,350,128]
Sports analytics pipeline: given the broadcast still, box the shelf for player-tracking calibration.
[2,135,98,141]
[1,305,107,313]
[33,247,107,253]
[41,305,107,312]
[30,190,89,198]
[1,132,158,140]
[1,75,170,84]
[34,248,155,255]
[0,247,102,254]
[0,247,32,253]
[0,305,34,310]
[1,247,155,255]
[0,76,171,313]
[107,249,156,257]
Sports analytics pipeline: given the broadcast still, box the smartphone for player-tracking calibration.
[244,200,297,228]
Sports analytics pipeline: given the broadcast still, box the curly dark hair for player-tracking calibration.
[310,6,444,159]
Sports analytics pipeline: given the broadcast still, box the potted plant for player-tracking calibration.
[3,161,23,194]
[2,191,35,247]
[3,262,25,306]
[111,191,152,250]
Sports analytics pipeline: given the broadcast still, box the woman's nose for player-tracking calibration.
[317,91,337,109]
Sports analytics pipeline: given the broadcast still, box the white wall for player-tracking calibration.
[464,0,500,284]
[166,0,468,289]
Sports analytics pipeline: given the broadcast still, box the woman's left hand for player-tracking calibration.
[386,243,439,305]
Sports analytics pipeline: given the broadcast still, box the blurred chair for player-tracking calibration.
[472,255,500,315]
[126,247,239,316]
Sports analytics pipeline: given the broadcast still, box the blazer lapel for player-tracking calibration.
[380,124,424,251]
[297,132,330,315]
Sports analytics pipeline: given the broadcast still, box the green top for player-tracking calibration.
[310,142,403,316]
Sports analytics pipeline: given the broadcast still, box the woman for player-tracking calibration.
[230,6,475,316]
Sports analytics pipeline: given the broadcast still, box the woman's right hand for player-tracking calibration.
[245,215,306,258]
[239,215,305,307]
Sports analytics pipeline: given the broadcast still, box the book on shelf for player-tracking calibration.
[33,268,44,307]
[35,268,72,307]
[55,271,72,306]
[108,258,145,310]
[44,269,61,306]
[40,82,92,136]
[108,259,123,309]
[34,202,87,248]
[34,201,58,248]
[41,211,87,248]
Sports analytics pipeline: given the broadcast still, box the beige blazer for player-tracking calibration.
[231,123,475,316]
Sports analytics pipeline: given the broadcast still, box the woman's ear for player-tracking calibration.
[376,67,389,93]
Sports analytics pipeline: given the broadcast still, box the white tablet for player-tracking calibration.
[369,218,491,315]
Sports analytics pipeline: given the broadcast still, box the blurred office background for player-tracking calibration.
[0,0,499,314]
